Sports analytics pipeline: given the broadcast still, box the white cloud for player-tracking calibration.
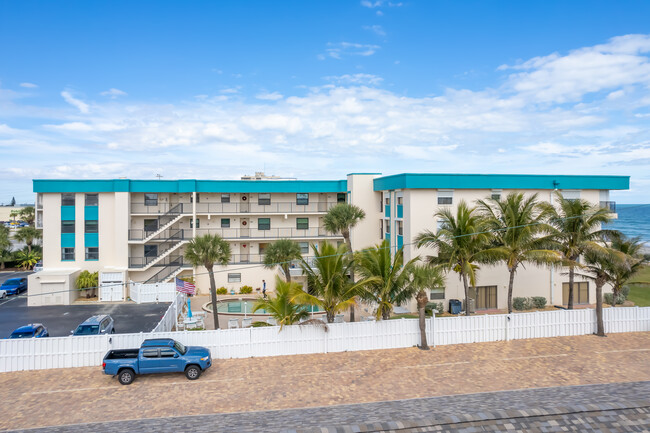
[322,42,381,59]
[19,82,38,88]
[256,91,284,101]
[324,73,383,86]
[100,88,127,99]
[61,90,90,113]
[363,25,386,36]
[361,1,402,8]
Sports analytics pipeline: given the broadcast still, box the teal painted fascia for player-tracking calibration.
[84,206,98,220]
[34,179,347,193]
[84,233,99,247]
[61,233,75,248]
[61,206,75,221]
[373,173,630,191]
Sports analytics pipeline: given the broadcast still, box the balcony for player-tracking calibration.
[131,202,193,214]
[194,227,341,240]
[600,201,616,213]
[129,228,187,242]
[195,201,336,214]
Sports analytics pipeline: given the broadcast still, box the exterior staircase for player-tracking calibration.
[129,203,187,242]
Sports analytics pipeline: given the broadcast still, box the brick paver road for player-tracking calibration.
[0,332,648,431]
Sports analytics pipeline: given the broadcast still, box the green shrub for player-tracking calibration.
[531,297,547,309]
[216,287,227,295]
[604,293,615,305]
[240,285,253,294]
[251,321,272,327]
[512,297,528,311]
[621,285,630,300]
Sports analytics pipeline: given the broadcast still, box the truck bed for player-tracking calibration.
[104,349,139,360]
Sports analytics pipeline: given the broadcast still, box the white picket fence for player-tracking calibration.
[151,292,184,333]
[1,307,648,373]
[129,281,177,304]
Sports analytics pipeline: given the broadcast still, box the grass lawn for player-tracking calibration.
[627,265,650,307]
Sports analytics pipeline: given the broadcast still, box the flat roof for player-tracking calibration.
[373,173,630,191]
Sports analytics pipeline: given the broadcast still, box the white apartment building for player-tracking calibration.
[30,173,628,311]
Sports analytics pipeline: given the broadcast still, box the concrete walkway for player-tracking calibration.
[0,332,648,431]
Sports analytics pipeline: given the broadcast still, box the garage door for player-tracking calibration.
[100,272,124,302]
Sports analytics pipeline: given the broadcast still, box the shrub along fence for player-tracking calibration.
[1,306,648,373]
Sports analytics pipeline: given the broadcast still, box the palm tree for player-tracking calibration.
[0,248,13,270]
[262,239,302,282]
[292,241,373,323]
[15,249,40,270]
[411,265,446,350]
[184,234,231,329]
[608,234,648,305]
[253,276,309,328]
[9,209,19,223]
[355,240,420,320]
[0,225,11,251]
[323,203,367,322]
[14,226,42,253]
[477,192,561,313]
[539,193,613,309]
[18,206,35,226]
[415,201,493,316]
[76,270,99,298]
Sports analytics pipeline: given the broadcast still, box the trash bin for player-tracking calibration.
[449,299,462,315]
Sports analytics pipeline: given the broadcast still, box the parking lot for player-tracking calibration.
[0,271,171,337]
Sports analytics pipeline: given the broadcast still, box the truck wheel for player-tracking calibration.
[118,368,135,385]
[185,365,201,380]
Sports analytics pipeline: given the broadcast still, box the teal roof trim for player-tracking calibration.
[373,174,629,191]
[34,179,347,194]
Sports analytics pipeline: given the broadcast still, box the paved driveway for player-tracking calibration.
[0,271,170,337]
[0,332,648,431]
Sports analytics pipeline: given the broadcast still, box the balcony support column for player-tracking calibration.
[192,191,197,239]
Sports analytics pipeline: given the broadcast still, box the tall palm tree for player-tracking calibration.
[540,193,613,309]
[184,234,231,329]
[608,234,648,305]
[18,206,35,226]
[411,265,446,350]
[14,226,42,253]
[262,239,302,282]
[323,203,367,322]
[415,201,493,316]
[292,241,373,323]
[253,276,309,328]
[355,240,420,320]
[477,192,561,313]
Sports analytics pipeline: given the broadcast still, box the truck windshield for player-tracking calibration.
[74,325,99,335]
[173,341,187,355]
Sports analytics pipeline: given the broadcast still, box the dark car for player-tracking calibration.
[10,323,49,339]
[1,278,27,295]
[72,315,115,336]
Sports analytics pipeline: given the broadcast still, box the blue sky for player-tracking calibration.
[1,0,649,203]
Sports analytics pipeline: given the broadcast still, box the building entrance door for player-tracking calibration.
[240,218,250,238]
[240,196,249,213]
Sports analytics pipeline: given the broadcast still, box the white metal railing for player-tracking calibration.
[1,306,648,372]
[193,227,339,239]
[151,291,184,333]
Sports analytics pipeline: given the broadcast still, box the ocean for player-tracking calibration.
[608,204,650,249]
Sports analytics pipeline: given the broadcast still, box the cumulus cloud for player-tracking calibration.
[61,90,90,113]
[324,74,384,86]
[363,25,386,36]
[100,88,127,98]
[19,82,38,88]
[256,91,284,101]
[321,42,380,59]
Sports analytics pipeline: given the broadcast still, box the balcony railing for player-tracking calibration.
[195,201,336,214]
[600,201,616,213]
[131,202,193,214]
[194,227,339,239]
[129,228,188,242]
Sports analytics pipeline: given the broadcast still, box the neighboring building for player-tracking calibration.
[30,173,628,311]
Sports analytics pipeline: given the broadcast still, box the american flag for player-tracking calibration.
[175,277,196,295]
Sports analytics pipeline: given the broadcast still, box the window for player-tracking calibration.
[144,193,158,206]
[61,248,75,261]
[430,287,445,300]
[190,193,200,203]
[221,218,230,228]
[160,348,176,358]
[471,286,498,310]
[380,220,383,238]
[85,220,98,233]
[144,219,158,232]
[142,349,158,358]
[385,220,390,234]
[337,193,346,203]
[491,190,502,201]
[437,190,453,205]
[85,247,99,260]
[144,245,158,257]
[228,273,241,283]
[258,218,271,230]
[85,194,98,206]
[296,218,309,230]
[436,220,445,232]
[562,282,589,305]
[385,197,390,205]
[259,243,269,255]
[258,193,271,205]
[296,193,309,205]
[397,220,403,236]
[562,190,581,201]
[397,196,403,205]
[299,242,309,254]
[221,193,230,203]
[61,221,75,234]
[61,193,75,206]
[190,218,200,228]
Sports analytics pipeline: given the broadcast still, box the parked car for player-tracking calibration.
[103,338,212,385]
[33,261,43,272]
[72,315,115,336]
[9,323,49,339]
[0,289,6,299]
[1,278,28,295]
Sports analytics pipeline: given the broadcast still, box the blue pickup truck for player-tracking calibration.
[102,338,212,385]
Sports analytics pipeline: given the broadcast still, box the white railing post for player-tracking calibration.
[505,314,510,341]
[431,313,436,348]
